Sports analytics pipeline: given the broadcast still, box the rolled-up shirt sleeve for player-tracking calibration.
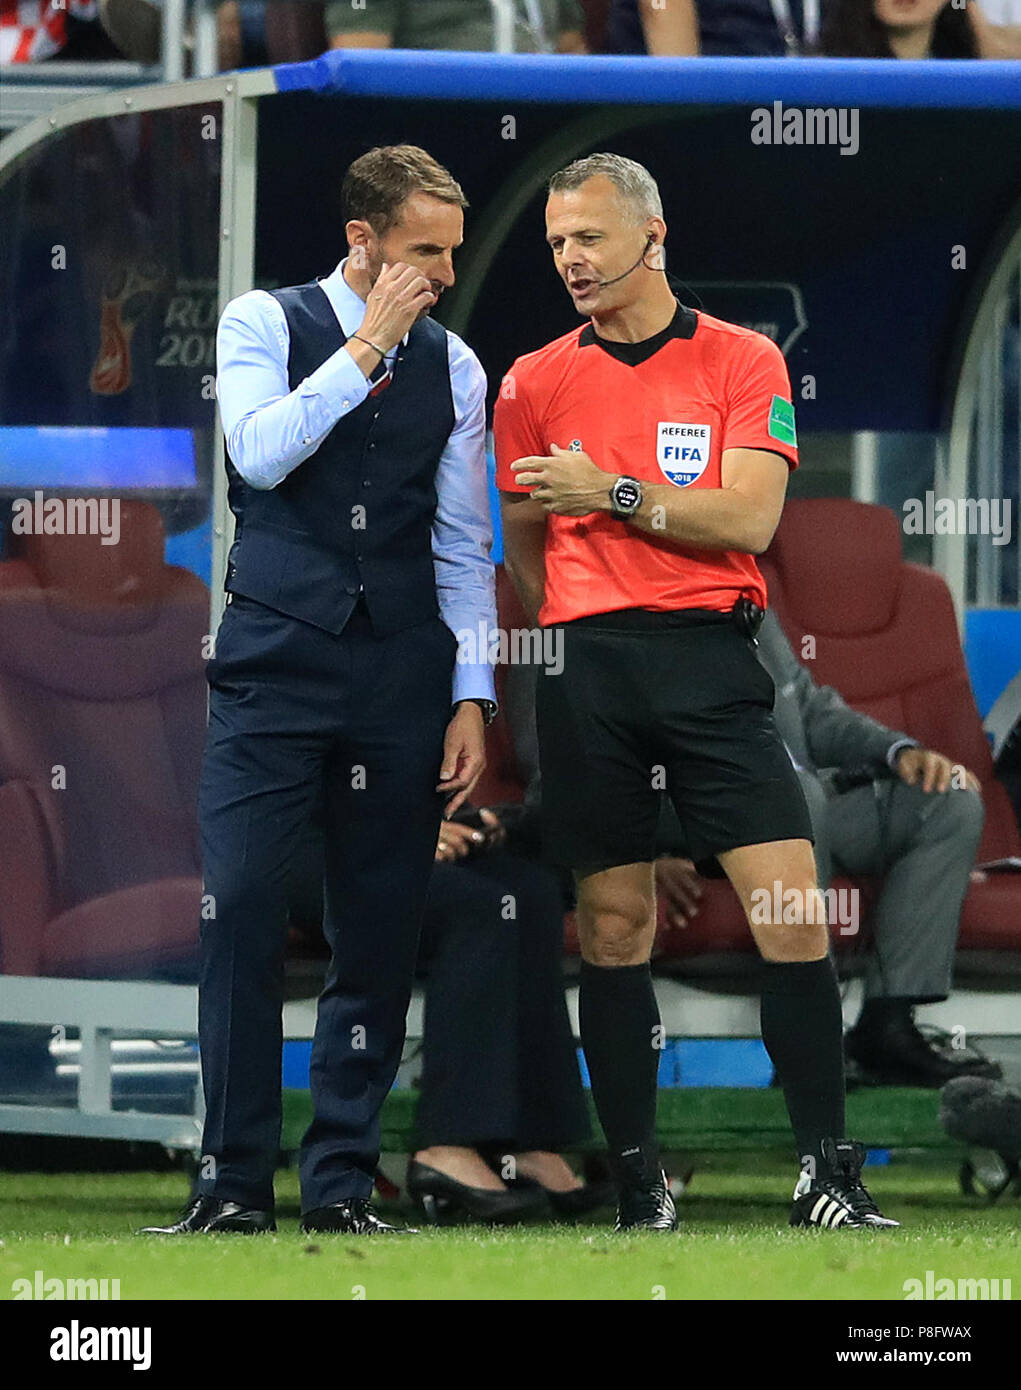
[215,289,372,490]
[433,334,498,708]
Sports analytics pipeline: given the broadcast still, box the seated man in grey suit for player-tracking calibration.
[655,609,1002,1088]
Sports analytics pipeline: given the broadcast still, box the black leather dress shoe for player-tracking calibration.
[301,1199,417,1234]
[407,1160,546,1225]
[846,1004,1002,1088]
[137,1195,275,1235]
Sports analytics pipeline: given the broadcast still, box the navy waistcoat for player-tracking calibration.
[223,278,455,636]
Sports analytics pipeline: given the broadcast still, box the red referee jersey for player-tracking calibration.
[493,304,799,626]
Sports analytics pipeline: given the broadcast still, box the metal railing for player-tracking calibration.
[942,204,1021,614]
[491,0,555,53]
[161,0,218,82]
[0,58,152,132]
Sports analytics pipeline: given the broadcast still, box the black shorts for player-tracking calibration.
[535,608,814,875]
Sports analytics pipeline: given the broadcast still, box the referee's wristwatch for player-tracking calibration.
[456,698,498,726]
[610,475,644,519]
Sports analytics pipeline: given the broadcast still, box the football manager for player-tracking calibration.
[495,152,896,1232]
[142,145,497,1237]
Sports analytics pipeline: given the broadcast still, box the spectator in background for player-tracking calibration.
[819,0,1021,54]
[607,0,698,52]
[819,0,978,55]
[327,0,588,53]
[610,0,1019,54]
[608,0,806,54]
[95,0,326,66]
[218,0,325,65]
[577,0,614,48]
[947,0,1021,53]
[1,0,122,61]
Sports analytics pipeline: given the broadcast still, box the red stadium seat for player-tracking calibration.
[0,501,208,980]
[760,498,1021,962]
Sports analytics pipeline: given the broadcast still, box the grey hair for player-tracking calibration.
[547,153,662,222]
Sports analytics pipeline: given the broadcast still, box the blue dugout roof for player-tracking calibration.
[273,49,1021,110]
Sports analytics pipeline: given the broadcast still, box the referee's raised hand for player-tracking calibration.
[356,261,437,355]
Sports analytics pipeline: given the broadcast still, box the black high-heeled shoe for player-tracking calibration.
[406,1160,547,1226]
[507,1176,617,1218]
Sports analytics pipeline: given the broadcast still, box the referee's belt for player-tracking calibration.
[562,607,735,633]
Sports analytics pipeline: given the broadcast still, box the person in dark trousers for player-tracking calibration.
[495,151,898,1233]
[408,815,601,1224]
[140,145,498,1238]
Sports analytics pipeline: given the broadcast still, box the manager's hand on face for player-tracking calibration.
[359,261,436,353]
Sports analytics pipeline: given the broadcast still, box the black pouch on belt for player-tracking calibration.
[731,595,765,644]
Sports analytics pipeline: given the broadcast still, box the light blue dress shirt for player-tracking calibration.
[215,259,497,707]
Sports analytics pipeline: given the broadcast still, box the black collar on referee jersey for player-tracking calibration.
[578,300,697,366]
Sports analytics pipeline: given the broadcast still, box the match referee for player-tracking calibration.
[494,153,897,1232]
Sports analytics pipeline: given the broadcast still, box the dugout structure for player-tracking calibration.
[0,52,1020,1148]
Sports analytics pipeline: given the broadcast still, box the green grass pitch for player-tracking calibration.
[1,1156,1018,1301]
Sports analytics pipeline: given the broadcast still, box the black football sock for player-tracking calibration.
[578,960,661,1179]
[760,955,846,1181]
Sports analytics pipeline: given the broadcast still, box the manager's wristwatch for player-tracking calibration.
[456,698,498,726]
[610,475,643,519]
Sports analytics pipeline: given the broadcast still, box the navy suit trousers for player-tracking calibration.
[195,593,456,1210]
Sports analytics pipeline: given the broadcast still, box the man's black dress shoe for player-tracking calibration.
[137,1195,275,1235]
[301,1199,417,1234]
[846,1001,1002,1088]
